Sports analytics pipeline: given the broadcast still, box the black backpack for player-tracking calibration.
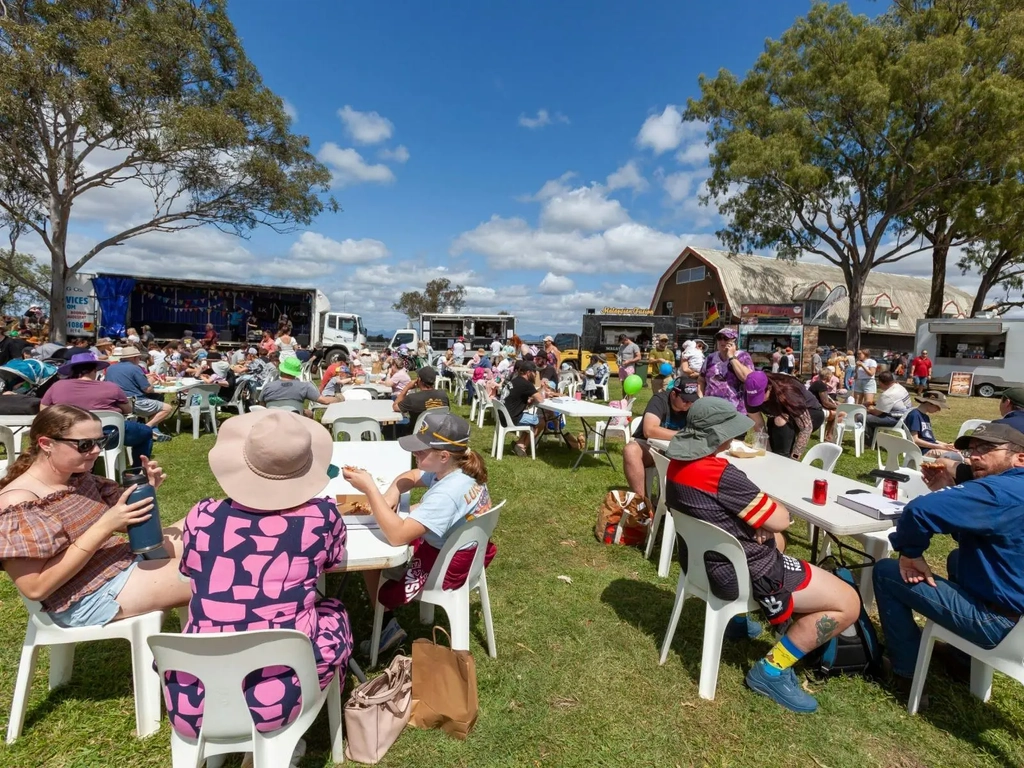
[804,556,884,679]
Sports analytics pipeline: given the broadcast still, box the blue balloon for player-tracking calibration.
[659,362,674,376]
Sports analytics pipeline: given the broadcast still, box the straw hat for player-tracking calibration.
[208,410,333,511]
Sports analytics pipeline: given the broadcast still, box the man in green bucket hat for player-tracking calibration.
[260,354,341,417]
[664,397,860,714]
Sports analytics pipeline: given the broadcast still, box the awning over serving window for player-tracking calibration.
[928,322,1003,335]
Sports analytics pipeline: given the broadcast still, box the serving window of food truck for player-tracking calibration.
[599,323,655,350]
[931,322,1007,363]
[739,323,804,371]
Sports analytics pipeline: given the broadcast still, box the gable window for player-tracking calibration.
[675,266,706,285]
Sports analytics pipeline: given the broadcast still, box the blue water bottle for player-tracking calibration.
[122,468,164,555]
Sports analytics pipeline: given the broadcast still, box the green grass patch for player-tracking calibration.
[2,389,1022,767]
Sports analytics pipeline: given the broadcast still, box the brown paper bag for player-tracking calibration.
[410,627,478,740]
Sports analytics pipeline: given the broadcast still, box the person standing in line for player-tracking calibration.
[452,336,466,365]
[616,333,641,382]
[853,348,878,406]
[910,350,933,395]
[648,334,676,395]
[811,347,823,376]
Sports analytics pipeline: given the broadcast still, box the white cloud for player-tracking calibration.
[316,143,395,188]
[378,145,410,163]
[539,186,631,232]
[539,272,575,294]
[676,141,710,166]
[282,99,298,122]
[662,170,699,202]
[606,161,649,193]
[518,109,570,129]
[636,106,705,155]
[519,171,577,202]
[338,105,395,144]
[288,232,390,264]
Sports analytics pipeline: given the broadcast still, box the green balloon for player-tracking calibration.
[623,374,643,395]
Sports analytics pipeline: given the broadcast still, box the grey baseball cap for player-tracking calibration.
[398,411,471,453]
[954,421,1024,451]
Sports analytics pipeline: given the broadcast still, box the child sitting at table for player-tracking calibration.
[343,412,495,656]
[163,410,352,750]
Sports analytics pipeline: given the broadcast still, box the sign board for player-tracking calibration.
[601,307,654,316]
[739,304,803,321]
[948,371,975,397]
[65,274,97,337]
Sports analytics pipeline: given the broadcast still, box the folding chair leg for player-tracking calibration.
[659,574,687,665]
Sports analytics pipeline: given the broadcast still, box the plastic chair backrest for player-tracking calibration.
[491,400,517,428]
[957,418,990,439]
[898,468,931,500]
[248,404,267,411]
[0,424,18,461]
[670,508,754,604]
[421,502,503,593]
[90,409,126,451]
[876,432,923,472]
[331,417,382,442]
[802,442,842,473]
[189,384,220,409]
[836,404,866,428]
[265,402,302,413]
[413,406,449,435]
[148,630,321,740]
[343,389,373,401]
[649,448,670,500]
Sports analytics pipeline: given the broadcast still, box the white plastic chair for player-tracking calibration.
[802,442,842,473]
[264,402,302,413]
[331,417,382,442]
[468,381,489,423]
[658,510,762,700]
[595,371,611,401]
[908,618,1024,715]
[7,596,165,743]
[247,404,267,411]
[219,385,247,417]
[871,412,912,448]
[370,502,503,668]
[958,418,990,439]
[175,384,220,440]
[148,629,343,767]
[833,404,867,457]
[91,410,129,481]
[489,401,535,460]
[644,448,677,579]
[342,389,373,401]
[0,425,15,479]
[593,397,636,451]
[875,433,923,474]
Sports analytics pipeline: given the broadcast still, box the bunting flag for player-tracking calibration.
[702,304,721,327]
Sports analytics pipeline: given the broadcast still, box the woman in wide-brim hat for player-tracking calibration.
[163,409,353,740]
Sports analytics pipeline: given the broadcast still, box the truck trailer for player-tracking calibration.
[66,272,366,363]
[915,317,1024,397]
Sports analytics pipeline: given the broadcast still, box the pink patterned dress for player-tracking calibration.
[163,497,353,737]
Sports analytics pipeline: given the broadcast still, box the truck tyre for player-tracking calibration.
[324,348,349,365]
[976,383,997,399]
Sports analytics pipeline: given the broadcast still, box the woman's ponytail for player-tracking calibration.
[454,448,488,485]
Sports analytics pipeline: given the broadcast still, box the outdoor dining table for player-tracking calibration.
[537,396,631,470]
[320,399,404,426]
[647,439,893,562]
[340,382,392,398]
[151,378,202,395]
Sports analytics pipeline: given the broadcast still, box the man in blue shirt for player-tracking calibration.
[873,422,1024,690]
[103,346,174,439]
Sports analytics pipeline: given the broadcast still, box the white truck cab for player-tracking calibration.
[319,307,367,364]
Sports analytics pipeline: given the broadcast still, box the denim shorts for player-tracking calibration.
[49,557,142,628]
[914,376,929,387]
[853,378,877,394]
[518,412,540,426]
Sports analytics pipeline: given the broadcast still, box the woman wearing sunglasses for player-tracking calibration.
[0,404,190,628]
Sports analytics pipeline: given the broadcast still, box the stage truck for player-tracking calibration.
[65,273,366,363]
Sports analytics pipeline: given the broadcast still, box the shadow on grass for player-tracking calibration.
[599,577,765,690]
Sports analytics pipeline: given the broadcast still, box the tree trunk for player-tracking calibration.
[970,251,1006,316]
[49,259,67,345]
[843,268,865,352]
[925,215,952,318]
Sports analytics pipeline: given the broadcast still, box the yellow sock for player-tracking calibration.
[763,636,804,674]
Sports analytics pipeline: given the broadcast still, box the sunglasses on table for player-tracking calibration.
[49,433,118,453]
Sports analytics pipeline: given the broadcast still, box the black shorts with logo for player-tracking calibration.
[752,554,812,626]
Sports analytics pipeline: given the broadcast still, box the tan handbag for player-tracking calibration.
[344,654,412,764]
[410,627,479,740]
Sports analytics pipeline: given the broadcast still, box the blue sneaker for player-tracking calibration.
[359,618,407,659]
[745,661,818,714]
[724,614,763,641]
[151,428,172,442]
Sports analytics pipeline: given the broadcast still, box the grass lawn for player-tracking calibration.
[2,387,1022,767]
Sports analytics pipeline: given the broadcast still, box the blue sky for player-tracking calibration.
[52,0,952,334]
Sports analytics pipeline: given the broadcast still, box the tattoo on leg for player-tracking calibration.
[815,615,839,646]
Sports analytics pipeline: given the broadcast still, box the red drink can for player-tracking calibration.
[882,478,899,500]
[812,479,828,505]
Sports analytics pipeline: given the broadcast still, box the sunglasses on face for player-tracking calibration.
[49,433,117,453]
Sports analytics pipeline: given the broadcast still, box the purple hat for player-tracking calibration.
[58,352,110,377]
[744,370,769,408]
[715,328,738,340]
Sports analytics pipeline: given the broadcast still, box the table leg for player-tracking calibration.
[571,417,616,471]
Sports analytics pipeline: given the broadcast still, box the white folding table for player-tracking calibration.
[537,397,630,470]
[320,400,403,426]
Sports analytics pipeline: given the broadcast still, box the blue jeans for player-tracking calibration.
[124,420,154,468]
[872,551,1018,678]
